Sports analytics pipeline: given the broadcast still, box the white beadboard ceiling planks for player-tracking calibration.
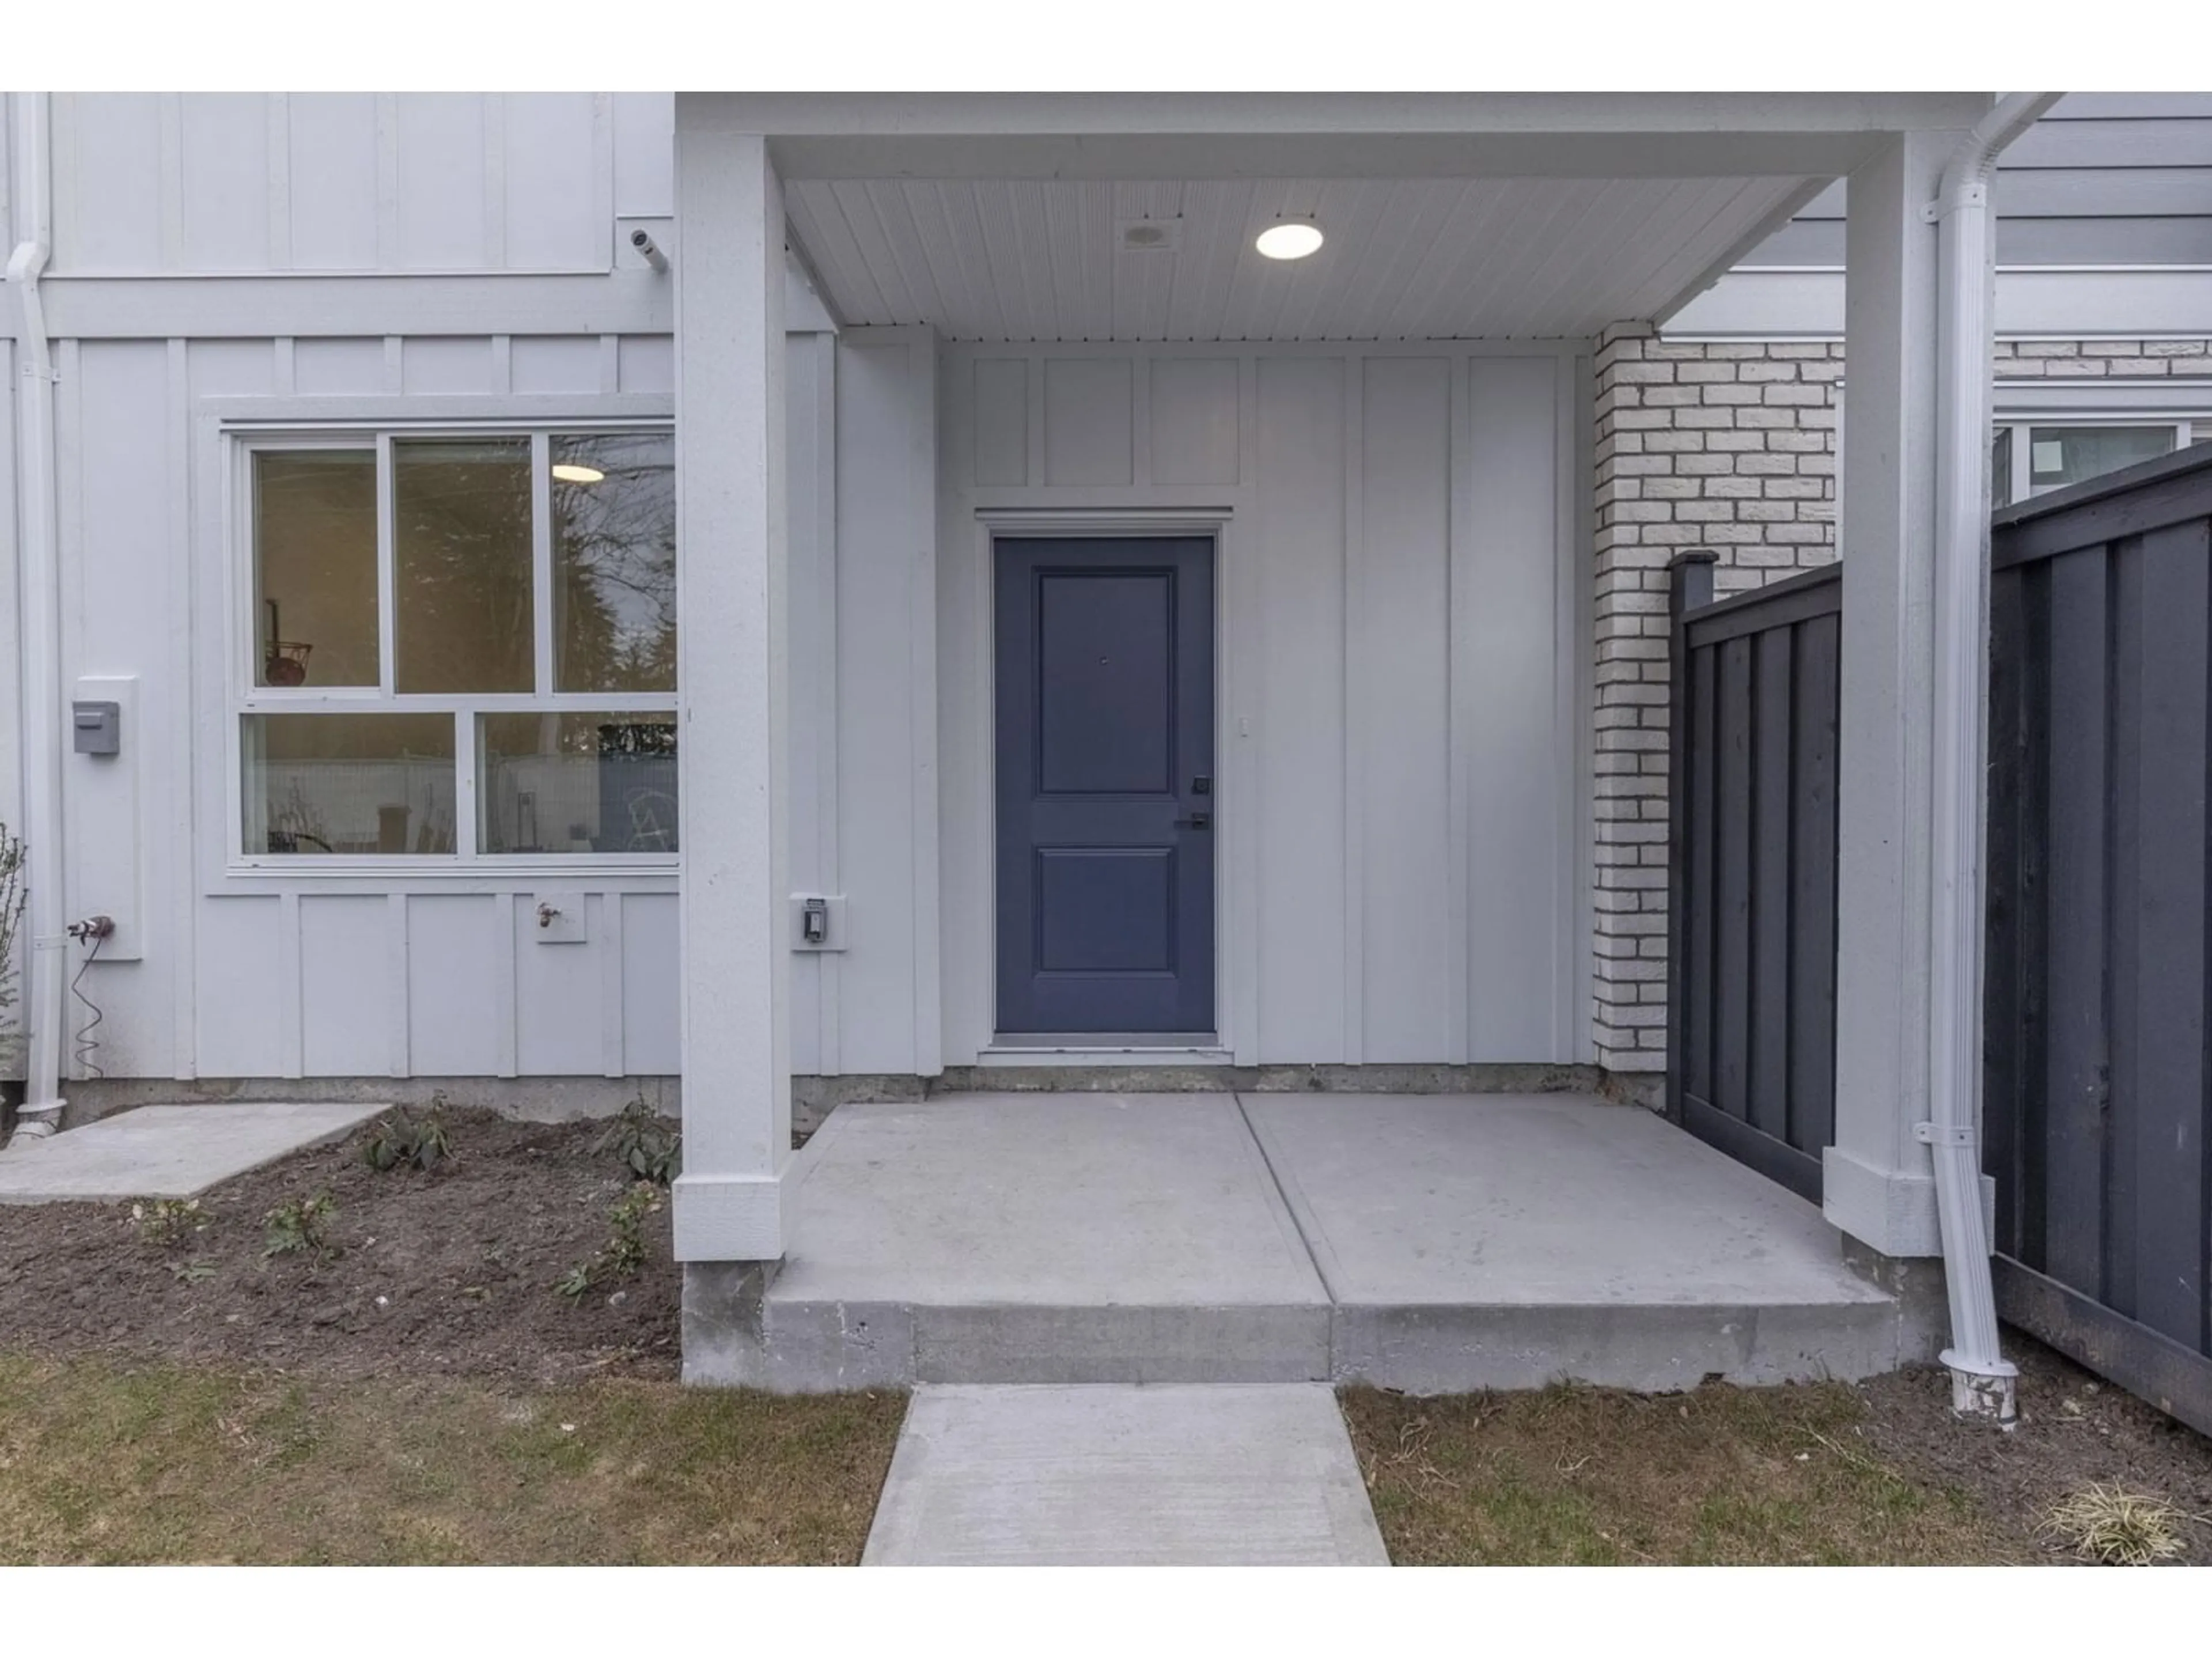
[785,174,1813,342]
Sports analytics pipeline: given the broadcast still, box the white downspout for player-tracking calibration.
[6,91,66,1143]
[1926,90,2061,1422]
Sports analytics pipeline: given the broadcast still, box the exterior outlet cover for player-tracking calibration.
[790,894,849,952]
[73,700,122,756]
[531,891,588,944]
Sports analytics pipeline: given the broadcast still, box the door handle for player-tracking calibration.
[1173,812,1211,831]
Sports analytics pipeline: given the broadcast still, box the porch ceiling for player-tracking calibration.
[783,173,1824,342]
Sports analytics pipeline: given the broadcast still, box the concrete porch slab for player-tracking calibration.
[717,1094,1332,1388]
[1243,1093,1897,1389]
[683,1090,1907,1393]
[862,1384,1388,1566]
[0,1102,389,1204]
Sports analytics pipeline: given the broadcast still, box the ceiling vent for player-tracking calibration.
[1117,218,1184,253]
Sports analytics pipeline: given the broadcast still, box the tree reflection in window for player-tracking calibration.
[552,433,676,693]
[393,438,535,694]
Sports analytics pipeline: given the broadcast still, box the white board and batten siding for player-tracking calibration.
[13,92,701,1086]
[55,330,691,1084]
[15,92,1595,1085]
[933,343,1594,1067]
[46,92,673,274]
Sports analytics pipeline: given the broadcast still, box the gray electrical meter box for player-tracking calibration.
[73,700,121,756]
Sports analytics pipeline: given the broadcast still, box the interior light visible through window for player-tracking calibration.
[1256,222,1324,260]
[551,463,606,484]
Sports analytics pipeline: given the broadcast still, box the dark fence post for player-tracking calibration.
[1664,551,1718,1126]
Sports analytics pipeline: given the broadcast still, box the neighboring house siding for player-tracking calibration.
[1743,93,2212,268]
[1594,328,2212,1073]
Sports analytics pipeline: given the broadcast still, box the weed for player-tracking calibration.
[2044,1483,2196,1566]
[554,1184,663,1301]
[552,1264,596,1301]
[132,1198,207,1249]
[603,1184,660,1276]
[170,1259,218,1285]
[0,822,24,1071]
[362,1097,454,1172]
[594,1095,680,1186]
[262,1192,339,1263]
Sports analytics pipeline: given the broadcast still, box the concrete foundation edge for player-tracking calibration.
[681,1273,1912,1395]
[1332,1300,1904,1394]
[1839,1234,1952,1366]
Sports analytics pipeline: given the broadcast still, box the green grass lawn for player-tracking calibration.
[1341,1380,2008,1565]
[0,1350,907,1565]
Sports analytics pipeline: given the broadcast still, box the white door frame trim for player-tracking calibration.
[972,509,1240,1062]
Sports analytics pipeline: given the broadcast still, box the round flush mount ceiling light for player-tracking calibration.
[551,463,606,484]
[1256,221,1324,260]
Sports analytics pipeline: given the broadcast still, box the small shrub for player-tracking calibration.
[2044,1484,2194,1566]
[595,1095,680,1186]
[262,1192,338,1263]
[554,1183,664,1301]
[132,1198,206,1249]
[362,1097,454,1173]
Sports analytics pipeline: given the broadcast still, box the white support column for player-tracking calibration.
[672,124,791,1263]
[1825,128,1959,1257]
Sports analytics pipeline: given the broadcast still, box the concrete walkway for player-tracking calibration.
[863,1384,1388,1566]
[701,1090,1900,1392]
[0,1102,389,1203]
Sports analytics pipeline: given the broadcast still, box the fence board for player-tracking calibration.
[1714,635,1755,1124]
[2127,520,2209,1351]
[1748,626,1794,1145]
[1685,615,1718,1103]
[1786,611,1839,1157]
[1983,565,2028,1260]
[2107,536,2142,1319]
[2041,547,2112,1299]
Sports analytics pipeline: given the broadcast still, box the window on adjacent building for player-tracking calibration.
[238,427,677,861]
[1990,421,2188,506]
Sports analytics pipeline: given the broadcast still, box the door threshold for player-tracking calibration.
[980,1033,1231,1068]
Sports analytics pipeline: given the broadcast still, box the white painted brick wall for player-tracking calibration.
[1588,328,2212,1076]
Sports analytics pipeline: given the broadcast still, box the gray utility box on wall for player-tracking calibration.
[73,700,121,756]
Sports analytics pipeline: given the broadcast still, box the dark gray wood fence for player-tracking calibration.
[1983,445,2212,1437]
[1665,552,1841,1203]
[1665,446,2212,1434]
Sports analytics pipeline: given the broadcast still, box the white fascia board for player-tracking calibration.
[684,92,1993,183]
[688,90,1993,138]
[1666,266,2212,340]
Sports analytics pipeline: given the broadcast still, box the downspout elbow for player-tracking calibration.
[1933,92,2059,221]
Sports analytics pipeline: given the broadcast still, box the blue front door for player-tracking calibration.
[994,536,1216,1035]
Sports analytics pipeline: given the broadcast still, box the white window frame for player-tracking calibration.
[1990,416,2194,506]
[226,418,679,876]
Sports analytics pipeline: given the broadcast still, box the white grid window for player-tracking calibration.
[1990,419,2191,506]
[233,424,677,864]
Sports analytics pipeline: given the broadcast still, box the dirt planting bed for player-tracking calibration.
[0,1107,680,1384]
